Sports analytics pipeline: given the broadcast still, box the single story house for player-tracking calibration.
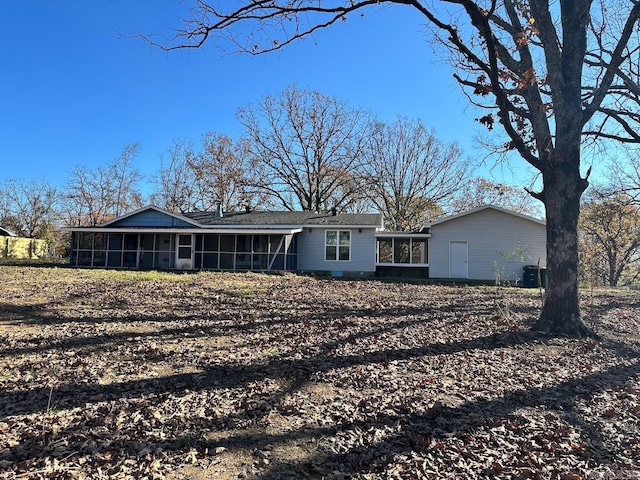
[65,206,383,276]
[65,204,546,282]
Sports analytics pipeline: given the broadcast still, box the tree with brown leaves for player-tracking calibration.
[579,190,640,287]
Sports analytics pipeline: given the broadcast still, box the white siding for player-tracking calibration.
[297,227,377,273]
[429,208,546,281]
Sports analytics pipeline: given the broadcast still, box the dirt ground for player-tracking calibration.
[0,266,639,479]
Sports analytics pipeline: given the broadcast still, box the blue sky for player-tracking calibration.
[1,1,539,192]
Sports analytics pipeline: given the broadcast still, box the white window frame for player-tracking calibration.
[325,230,351,261]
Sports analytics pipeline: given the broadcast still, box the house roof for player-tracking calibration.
[184,210,382,228]
[0,227,17,237]
[64,206,383,232]
[427,205,546,227]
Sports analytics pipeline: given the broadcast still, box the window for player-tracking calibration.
[411,239,426,264]
[394,239,410,263]
[325,230,350,261]
[109,234,123,250]
[378,239,392,263]
[376,236,429,265]
[178,234,192,259]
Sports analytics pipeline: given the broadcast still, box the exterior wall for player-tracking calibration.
[110,210,194,228]
[429,209,546,282]
[297,227,377,274]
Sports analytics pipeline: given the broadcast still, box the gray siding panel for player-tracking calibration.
[110,211,194,228]
[429,209,546,281]
[298,228,377,272]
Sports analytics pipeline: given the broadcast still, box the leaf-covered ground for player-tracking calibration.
[0,266,639,479]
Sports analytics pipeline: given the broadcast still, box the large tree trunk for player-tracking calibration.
[534,160,592,336]
[608,254,619,288]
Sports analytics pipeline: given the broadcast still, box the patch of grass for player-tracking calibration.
[263,346,279,357]
[173,434,195,450]
[89,268,194,284]
[226,287,261,298]
[0,367,11,381]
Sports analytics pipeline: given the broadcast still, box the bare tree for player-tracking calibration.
[110,142,143,218]
[238,84,371,212]
[0,178,59,238]
[363,117,468,231]
[151,140,200,213]
[65,165,111,227]
[606,147,640,203]
[140,0,640,335]
[452,177,541,217]
[66,143,143,226]
[0,184,14,229]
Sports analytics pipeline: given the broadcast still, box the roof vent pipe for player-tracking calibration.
[215,202,223,218]
[331,207,337,216]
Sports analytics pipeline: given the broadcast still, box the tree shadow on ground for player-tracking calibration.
[3,333,637,478]
[0,328,539,419]
[2,277,639,478]
[0,283,500,357]
[254,359,640,479]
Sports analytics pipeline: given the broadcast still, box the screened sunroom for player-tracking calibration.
[69,230,299,271]
[375,232,430,277]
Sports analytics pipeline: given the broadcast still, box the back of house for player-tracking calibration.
[64,204,546,284]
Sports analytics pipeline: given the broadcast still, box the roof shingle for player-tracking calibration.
[183,210,382,227]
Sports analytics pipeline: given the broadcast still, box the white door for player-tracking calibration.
[176,234,194,269]
[449,241,468,278]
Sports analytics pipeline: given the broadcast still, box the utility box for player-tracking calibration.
[523,265,546,288]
